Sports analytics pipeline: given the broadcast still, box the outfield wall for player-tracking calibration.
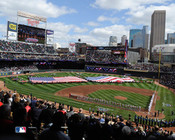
[0,60,170,79]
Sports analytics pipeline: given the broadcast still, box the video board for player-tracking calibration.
[18,24,45,44]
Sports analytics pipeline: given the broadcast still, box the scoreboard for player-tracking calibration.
[18,24,45,44]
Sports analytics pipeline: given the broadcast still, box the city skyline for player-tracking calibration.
[0,0,175,47]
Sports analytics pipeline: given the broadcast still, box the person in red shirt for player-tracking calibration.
[0,101,3,107]
[25,101,31,113]
[58,105,66,115]
[25,101,31,126]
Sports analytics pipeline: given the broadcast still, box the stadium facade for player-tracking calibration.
[152,44,175,65]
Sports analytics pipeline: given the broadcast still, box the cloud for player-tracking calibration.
[125,3,175,39]
[97,15,119,23]
[72,24,130,46]
[90,24,130,44]
[0,0,76,18]
[45,22,130,47]
[44,22,89,46]
[0,24,7,38]
[92,0,175,40]
[73,27,88,33]
[86,21,100,27]
[92,0,172,10]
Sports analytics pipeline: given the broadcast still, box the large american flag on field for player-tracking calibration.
[86,76,135,83]
[29,76,87,83]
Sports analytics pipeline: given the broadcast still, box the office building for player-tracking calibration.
[167,33,175,44]
[133,32,143,48]
[142,26,149,50]
[130,26,149,50]
[109,36,117,46]
[150,10,166,59]
[121,35,127,46]
[129,29,141,48]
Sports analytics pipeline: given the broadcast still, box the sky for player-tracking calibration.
[0,0,175,47]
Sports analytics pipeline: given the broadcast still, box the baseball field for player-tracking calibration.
[0,71,175,121]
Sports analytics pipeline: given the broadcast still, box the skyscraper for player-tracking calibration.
[109,36,117,46]
[142,25,149,50]
[167,33,175,44]
[150,10,166,59]
[133,32,143,48]
[129,26,149,49]
[121,35,127,46]
[129,29,141,48]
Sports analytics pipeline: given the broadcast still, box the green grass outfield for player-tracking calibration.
[1,72,175,121]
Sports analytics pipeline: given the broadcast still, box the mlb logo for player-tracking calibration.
[15,127,26,133]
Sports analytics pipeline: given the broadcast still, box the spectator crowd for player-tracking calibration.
[127,63,173,73]
[0,65,38,73]
[160,73,175,89]
[0,40,56,54]
[0,40,86,61]
[0,90,175,140]
[86,50,126,64]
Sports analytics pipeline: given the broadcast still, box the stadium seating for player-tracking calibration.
[0,40,56,54]
[86,50,126,64]
[0,65,38,73]
[160,73,175,89]
[0,91,175,140]
[0,40,85,61]
[127,63,173,72]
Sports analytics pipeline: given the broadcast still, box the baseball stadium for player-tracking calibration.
[1,11,175,140]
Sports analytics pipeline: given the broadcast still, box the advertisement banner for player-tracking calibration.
[46,30,54,36]
[47,37,54,44]
[7,21,17,41]
[8,21,17,32]
[8,31,17,40]
[0,72,8,76]
[46,30,54,44]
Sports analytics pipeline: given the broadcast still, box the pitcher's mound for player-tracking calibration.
[114,96,127,100]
